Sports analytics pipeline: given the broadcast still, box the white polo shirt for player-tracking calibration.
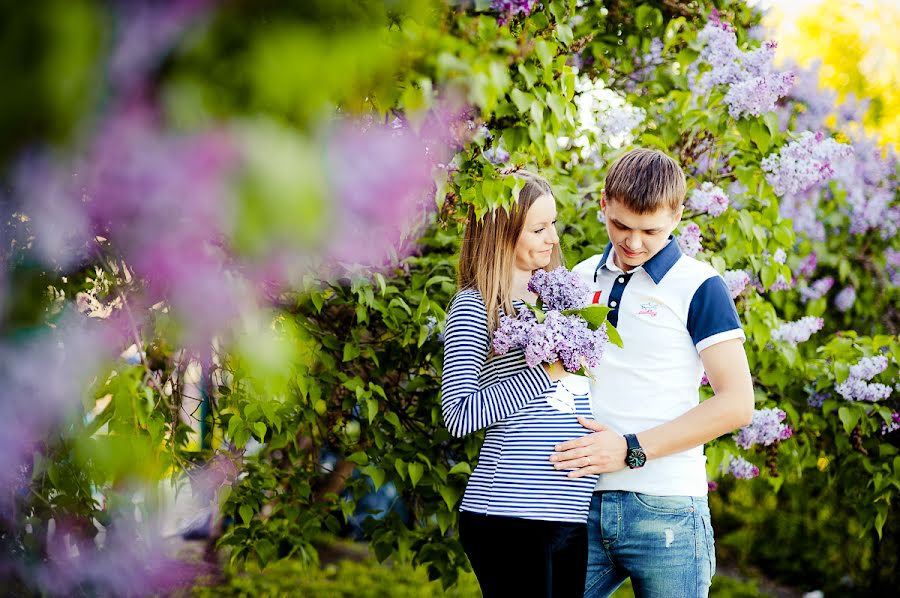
[572,238,745,497]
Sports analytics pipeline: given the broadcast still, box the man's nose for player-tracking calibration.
[625,232,642,250]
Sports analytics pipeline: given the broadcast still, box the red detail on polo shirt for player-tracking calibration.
[592,291,603,304]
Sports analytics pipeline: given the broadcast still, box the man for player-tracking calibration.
[550,148,754,597]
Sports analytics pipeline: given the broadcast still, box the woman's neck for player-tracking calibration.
[511,267,539,303]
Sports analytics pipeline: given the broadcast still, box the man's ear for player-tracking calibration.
[600,190,607,211]
[673,204,685,226]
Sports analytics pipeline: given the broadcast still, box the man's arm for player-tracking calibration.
[549,338,754,476]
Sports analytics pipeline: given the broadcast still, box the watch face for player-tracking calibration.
[626,447,647,469]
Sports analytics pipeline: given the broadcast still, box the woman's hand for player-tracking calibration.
[542,360,570,382]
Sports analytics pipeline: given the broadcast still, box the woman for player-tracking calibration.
[442,171,599,597]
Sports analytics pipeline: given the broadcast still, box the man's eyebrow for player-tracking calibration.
[612,219,662,232]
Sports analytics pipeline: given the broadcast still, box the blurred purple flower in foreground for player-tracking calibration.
[677,222,702,257]
[492,0,539,26]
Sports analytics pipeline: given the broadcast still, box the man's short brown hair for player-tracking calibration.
[604,148,687,214]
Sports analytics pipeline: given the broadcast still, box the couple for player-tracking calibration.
[441,148,754,598]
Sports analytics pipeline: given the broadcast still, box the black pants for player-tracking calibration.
[458,511,588,598]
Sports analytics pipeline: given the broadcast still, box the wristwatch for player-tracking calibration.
[624,434,647,469]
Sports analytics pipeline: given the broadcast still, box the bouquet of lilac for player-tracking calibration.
[493,267,623,374]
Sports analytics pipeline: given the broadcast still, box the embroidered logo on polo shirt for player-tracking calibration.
[637,301,659,318]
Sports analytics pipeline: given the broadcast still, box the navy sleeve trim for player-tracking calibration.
[686,276,743,347]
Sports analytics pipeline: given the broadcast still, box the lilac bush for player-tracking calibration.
[734,407,794,450]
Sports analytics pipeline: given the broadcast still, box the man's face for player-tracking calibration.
[601,195,683,271]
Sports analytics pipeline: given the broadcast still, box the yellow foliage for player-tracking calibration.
[765,0,900,147]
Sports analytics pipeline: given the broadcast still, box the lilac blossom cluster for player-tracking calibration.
[733,407,793,450]
[799,276,834,303]
[623,38,665,93]
[493,269,612,373]
[835,355,893,402]
[726,455,760,479]
[686,182,730,217]
[691,14,794,119]
[723,270,751,299]
[528,267,591,311]
[677,222,703,257]
[831,133,900,239]
[491,0,539,25]
[807,391,830,408]
[886,249,900,287]
[761,131,853,197]
[834,285,856,312]
[882,412,900,435]
[770,316,824,344]
[795,252,817,278]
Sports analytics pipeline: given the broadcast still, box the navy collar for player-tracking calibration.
[594,236,682,284]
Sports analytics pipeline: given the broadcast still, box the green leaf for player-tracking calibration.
[367,398,378,424]
[408,462,424,487]
[239,505,253,526]
[605,324,624,348]
[346,452,369,466]
[510,88,533,113]
[343,343,360,362]
[253,422,267,440]
[448,462,472,475]
[839,406,860,435]
[439,485,461,510]
[564,304,613,329]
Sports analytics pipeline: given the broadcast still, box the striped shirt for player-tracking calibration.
[441,289,600,523]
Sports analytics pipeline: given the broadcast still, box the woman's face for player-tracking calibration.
[514,193,559,271]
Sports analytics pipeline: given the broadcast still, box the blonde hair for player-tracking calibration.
[604,148,686,214]
[457,171,563,334]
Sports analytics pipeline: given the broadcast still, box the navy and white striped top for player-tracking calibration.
[441,289,600,523]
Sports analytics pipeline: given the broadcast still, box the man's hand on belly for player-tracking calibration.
[549,417,627,477]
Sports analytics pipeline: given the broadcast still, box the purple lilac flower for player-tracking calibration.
[723,71,796,119]
[799,276,834,302]
[834,285,856,312]
[796,252,817,278]
[691,17,794,119]
[782,60,838,132]
[831,132,899,238]
[492,0,539,25]
[807,391,830,408]
[484,144,510,164]
[882,412,900,435]
[770,316,824,344]
[886,248,900,287]
[768,275,792,292]
[624,38,665,92]
[761,131,853,197]
[493,306,537,354]
[677,222,703,257]
[723,270,751,299]
[726,455,760,479]
[686,182,730,217]
[707,481,718,492]
[849,355,889,380]
[733,407,794,450]
[528,267,591,311]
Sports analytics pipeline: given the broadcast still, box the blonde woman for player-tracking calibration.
[441,171,599,597]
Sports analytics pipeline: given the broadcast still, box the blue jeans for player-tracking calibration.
[584,491,716,598]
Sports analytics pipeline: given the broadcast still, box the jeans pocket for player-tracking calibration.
[631,492,695,515]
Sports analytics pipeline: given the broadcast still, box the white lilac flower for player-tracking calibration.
[770,316,824,344]
[849,355,889,381]
[677,222,702,257]
[835,378,892,402]
[834,285,856,312]
[686,182,730,217]
[726,455,759,479]
[773,248,787,264]
[723,270,751,299]
[733,407,793,450]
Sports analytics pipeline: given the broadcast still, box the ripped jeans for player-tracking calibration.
[583,491,716,598]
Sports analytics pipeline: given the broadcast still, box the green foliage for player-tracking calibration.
[3,0,899,595]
